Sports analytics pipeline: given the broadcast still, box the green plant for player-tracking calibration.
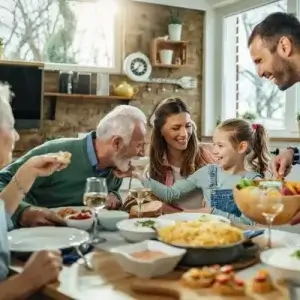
[297,112,300,121]
[169,9,182,25]
[241,111,257,120]
[0,38,4,47]
[216,116,221,126]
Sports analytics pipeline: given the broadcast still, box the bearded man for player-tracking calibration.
[0,105,146,227]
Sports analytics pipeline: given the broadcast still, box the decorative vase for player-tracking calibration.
[159,50,173,65]
[168,24,182,41]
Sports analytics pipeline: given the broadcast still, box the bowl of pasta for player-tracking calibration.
[156,220,255,266]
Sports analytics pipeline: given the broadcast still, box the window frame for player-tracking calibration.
[207,0,300,138]
[34,0,124,74]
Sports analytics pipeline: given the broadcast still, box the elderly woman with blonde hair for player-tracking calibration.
[0,83,68,298]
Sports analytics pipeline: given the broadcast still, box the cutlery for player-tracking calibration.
[75,243,94,271]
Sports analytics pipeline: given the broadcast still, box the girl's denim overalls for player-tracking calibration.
[208,165,258,216]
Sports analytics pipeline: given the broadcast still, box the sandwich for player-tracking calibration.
[48,151,72,164]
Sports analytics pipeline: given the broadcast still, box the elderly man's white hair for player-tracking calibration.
[0,82,14,128]
[96,105,146,144]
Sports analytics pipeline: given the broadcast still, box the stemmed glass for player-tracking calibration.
[83,177,108,244]
[257,181,284,249]
[129,187,151,218]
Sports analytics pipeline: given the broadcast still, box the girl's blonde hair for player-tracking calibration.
[217,118,270,177]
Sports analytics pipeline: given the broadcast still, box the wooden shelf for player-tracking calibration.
[44,92,132,101]
[44,92,133,120]
[0,59,44,68]
[150,38,188,67]
[152,63,191,69]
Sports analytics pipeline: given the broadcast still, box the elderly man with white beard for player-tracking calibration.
[0,105,147,228]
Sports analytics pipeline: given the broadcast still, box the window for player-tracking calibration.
[212,0,299,137]
[0,0,122,73]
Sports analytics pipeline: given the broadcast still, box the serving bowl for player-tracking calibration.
[260,247,300,284]
[158,212,230,224]
[98,210,129,231]
[65,212,94,231]
[156,220,263,267]
[110,240,186,278]
[116,218,175,243]
[233,180,300,225]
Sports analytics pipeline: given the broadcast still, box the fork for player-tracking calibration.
[75,244,94,271]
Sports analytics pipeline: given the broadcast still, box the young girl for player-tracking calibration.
[117,118,270,225]
[146,97,215,211]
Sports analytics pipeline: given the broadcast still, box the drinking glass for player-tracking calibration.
[83,177,108,244]
[129,187,151,218]
[258,181,284,249]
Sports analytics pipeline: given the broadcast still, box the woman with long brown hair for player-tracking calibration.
[147,97,215,210]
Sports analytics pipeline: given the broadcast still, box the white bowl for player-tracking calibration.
[65,214,94,231]
[98,210,129,231]
[158,212,230,223]
[110,240,186,278]
[260,247,300,284]
[116,218,175,243]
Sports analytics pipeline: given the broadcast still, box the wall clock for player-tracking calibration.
[123,52,152,82]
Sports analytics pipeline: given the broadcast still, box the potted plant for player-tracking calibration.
[168,9,182,41]
[0,38,4,60]
[241,111,257,123]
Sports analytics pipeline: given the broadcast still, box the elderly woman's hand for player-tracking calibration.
[21,154,69,179]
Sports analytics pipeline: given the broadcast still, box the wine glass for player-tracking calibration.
[83,177,108,244]
[258,181,284,249]
[129,187,151,218]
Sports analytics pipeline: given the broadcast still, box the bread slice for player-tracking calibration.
[129,200,162,218]
[48,151,72,164]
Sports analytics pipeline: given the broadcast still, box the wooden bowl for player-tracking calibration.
[233,187,300,225]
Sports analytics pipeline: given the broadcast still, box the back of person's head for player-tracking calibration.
[148,97,209,182]
[96,105,146,144]
[217,118,270,176]
[248,12,300,52]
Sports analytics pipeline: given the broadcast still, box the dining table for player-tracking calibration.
[9,229,300,300]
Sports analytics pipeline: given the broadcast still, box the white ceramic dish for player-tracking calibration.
[260,247,300,284]
[98,210,129,231]
[49,206,91,215]
[116,218,175,243]
[8,227,89,252]
[65,214,94,231]
[110,240,186,278]
[158,212,230,224]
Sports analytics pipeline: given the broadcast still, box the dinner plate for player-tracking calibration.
[158,212,230,223]
[8,227,90,252]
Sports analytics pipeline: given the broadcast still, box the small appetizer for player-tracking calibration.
[219,265,234,278]
[252,269,274,294]
[213,274,245,296]
[181,267,218,288]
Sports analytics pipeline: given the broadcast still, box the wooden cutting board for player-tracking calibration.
[131,277,290,300]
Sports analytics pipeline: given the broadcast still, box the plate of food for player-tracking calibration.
[158,212,230,224]
[156,220,261,266]
[131,266,285,298]
[50,206,95,230]
[116,218,175,243]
